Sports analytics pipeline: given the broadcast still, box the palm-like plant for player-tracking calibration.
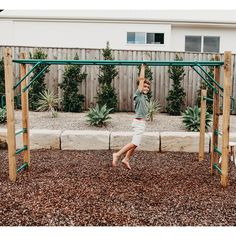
[147,98,161,122]
[182,106,212,132]
[36,90,60,118]
[86,104,113,127]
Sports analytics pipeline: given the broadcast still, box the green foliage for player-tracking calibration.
[147,98,161,122]
[137,65,153,101]
[59,54,87,112]
[97,42,118,112]
[196,58,214,114]
[182,106,212,132]
[29,49,50,111]
[86,104,113,127]
[0,58,5,108]
[166,55,186,115]
[36,90,59,118]
[0,107,6,123]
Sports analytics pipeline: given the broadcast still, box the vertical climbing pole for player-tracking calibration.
[199,89,207,161]
[210,55,221,175]
[20,52,30,168]
[221,51,232,187]
[4,47,17,181]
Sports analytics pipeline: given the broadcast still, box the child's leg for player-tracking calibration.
[112,143,136,167]
[122,146,136,170]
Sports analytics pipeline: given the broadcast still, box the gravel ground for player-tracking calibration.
[1,149,236,226]
[1,110,236,132]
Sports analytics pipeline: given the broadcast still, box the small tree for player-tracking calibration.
[137,65,153,101]
[59,54,87,112]
[166,55,186,115]
[196,59,214,114]
[29,49,50,110]
[97,42,118,112]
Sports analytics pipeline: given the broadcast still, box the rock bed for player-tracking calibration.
[0,149,236,226]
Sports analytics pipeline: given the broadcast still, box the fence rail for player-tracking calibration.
[1,46,236,113]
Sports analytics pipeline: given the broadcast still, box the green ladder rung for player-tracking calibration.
[214,147,222,156]
[16,162,28,173]
[16,145,27,155]
[15,128,27,136]
[213,164,222,174]
[203,96,214,103]
[214,130,222,136]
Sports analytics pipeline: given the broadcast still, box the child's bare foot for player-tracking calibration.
[122,158,131,170]
[112,153,120,167]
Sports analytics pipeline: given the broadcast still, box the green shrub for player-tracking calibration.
[29,49,50,110]
[147,98,161,122]
[59,54,87,112]
[0,107,6,123]
[0,58,5,108]
[166,55,186,115]
[96,42,118,112]
[36,90,59,118]
[86,104,113,127]
[182,106,212,132]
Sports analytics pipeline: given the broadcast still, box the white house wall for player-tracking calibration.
[0,20,171,51]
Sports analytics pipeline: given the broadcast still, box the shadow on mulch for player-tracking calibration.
[0,149,236,226]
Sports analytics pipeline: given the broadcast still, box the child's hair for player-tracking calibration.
[137,79,151,86]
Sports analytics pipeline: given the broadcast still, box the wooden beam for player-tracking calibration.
[221,51,232,187]
[199,89,207,161]
[4,47,16,182]
[140,64,145,79]
[20,52,30,167]
[210,55,221,175]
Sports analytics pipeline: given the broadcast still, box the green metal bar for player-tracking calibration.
[214,146,222,156]
[191,66,219,94]
[22,65,50,92]
[203,96,213,103]
[213,164,222,174]
[12,59,225,67]
[15,128,27,136]
[197,64,224,92]
[214,129,222,136]
[13,62,42,89]
[16,162,28,173]
[16,145,27,155]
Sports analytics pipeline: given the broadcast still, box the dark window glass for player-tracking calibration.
[185,36,201,52]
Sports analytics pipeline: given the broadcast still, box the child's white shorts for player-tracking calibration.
[131,119,146,147]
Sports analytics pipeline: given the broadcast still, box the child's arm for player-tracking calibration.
[138,64,145,92]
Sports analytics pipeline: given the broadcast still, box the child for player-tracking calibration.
[112,65,150,170]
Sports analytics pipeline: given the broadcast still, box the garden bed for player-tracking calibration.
[0,149,236,226]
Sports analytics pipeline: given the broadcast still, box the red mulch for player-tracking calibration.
[0,149,236,226]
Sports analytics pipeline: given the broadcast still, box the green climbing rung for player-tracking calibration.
[214,130,222,136]
[213,164,222,174]
[16,145,27,155]
[16,162,28,173]
[15,128,27,136]
[203,96,214,103]
[214,147,222,156]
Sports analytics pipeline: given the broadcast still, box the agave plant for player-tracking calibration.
[147,98,161,122]
[36,90,60,118]
[86,104,113,127]
[182,106,212,132]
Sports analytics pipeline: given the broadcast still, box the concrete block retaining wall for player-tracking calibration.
[0,128,233,152]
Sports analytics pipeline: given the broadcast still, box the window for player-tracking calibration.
[127,32,165,45]
[127,32,145,44]
[147,33,164,44]
[185,36,201,52]
[203,36,220,53]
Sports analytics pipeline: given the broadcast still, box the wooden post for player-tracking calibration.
[20,52,30,166]
[221,51,232,187]
[210,55,221,175]
[140,64,145,79]
[4,48,17,182]
[199,89,207,161]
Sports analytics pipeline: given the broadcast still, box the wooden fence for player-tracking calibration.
[1,46,236,113]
